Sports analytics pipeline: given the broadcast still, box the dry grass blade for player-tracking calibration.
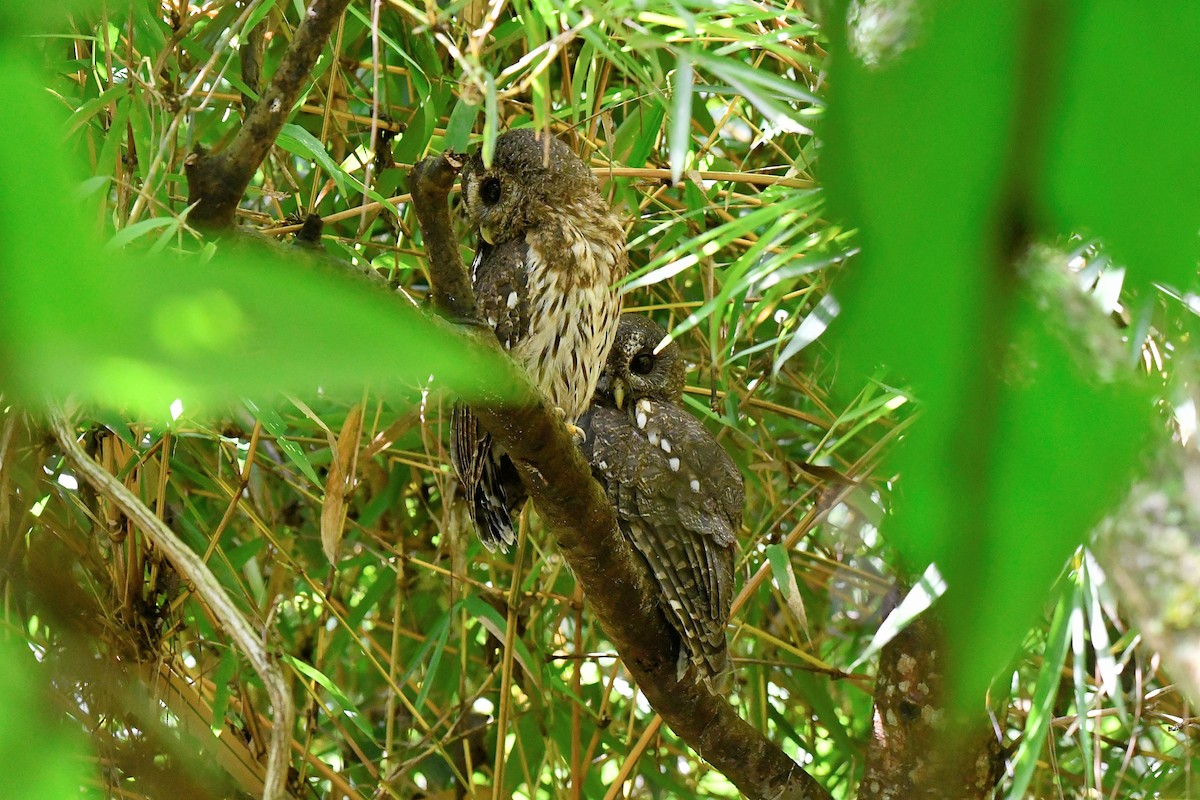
[322,401,365,564]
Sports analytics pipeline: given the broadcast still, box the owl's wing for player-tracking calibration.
[451,237,533,550]
[470,237,531,350]
[581,401,743,685]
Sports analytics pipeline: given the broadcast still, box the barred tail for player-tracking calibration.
[451,403,527,552]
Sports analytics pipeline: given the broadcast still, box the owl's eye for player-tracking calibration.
[481,177,502,205]
[631,353,655,376]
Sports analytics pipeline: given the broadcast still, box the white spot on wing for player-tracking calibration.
[506,291,518,308]
[668,457,680,472]
[690,479,700,492]
[660,438,672,453]
[636,411,648,429]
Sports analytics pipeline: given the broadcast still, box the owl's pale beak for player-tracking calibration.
[612,380,626,410]
[479,225,496,245]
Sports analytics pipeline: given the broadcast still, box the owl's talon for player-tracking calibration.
[551,406,586,443]
[566,422,586,444]
[451,313,492,335]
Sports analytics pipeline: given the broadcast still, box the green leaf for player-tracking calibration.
[765,542,808,637]
[1006,580,1073,799]
[242,0,280,33]
[465,595,544,691]
[277,122,349,197]
[104,216,180,250]
[668,54,693,186]
[482,72,498,167]
[414,611,451,709]
[208,650,239,735]
[243,399,322,486]
[444,96,481,153]
[283,655,378,742]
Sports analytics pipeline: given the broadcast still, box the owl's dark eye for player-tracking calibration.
[631,353,655,376]
[480,176,502,205]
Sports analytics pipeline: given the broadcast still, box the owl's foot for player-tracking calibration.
[451,313,492,335]
[553,407,586,444]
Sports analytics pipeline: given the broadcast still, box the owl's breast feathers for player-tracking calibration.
[514,197,627,420]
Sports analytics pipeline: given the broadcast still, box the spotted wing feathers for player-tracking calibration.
[451,238,532,550]
[470,238,530,350]
[580,400,743,686]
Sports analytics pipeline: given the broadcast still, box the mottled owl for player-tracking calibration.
[451,129,626,551]
[579,314,743,687]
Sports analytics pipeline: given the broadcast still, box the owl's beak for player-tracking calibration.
[479,225,496,245]
[612,380,626,410]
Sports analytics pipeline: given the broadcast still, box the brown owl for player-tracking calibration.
[580,314,743,687]
[451,129,626,551]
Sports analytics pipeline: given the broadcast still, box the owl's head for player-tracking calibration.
[596,314,686,410]
[460,129,596,246]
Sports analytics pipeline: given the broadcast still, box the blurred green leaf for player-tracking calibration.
[1042,4,1200,292]
[823,0,1159,708]
[0,639,91,800]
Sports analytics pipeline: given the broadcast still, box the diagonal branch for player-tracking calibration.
[408,153,832,800]
[48,413,295,800]
[185,0,354,229]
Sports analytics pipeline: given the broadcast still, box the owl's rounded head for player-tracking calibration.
[460,129,597,246]
[596,314,686,410]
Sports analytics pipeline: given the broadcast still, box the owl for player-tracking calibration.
[579,314,744,686]
[451,129,627,551]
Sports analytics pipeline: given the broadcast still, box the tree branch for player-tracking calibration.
[862,604,1005,799]
[48,413,295,800]
[185,0,354,229]
[408,153,832,800]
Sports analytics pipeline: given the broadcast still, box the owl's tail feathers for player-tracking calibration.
[471,465,522,552]
[451,406,527,552]
[678,644,734,693]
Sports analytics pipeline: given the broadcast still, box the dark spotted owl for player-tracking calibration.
[451,129,626,551]
[579,314,743,686]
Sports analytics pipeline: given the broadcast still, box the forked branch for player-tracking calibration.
[185,0,354,229]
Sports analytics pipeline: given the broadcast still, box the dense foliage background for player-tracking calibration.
[2,1,1199,798]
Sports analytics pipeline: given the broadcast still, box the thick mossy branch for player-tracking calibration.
[408,153,831,800]
[185,0,354,229]
[862,607,1005,800]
